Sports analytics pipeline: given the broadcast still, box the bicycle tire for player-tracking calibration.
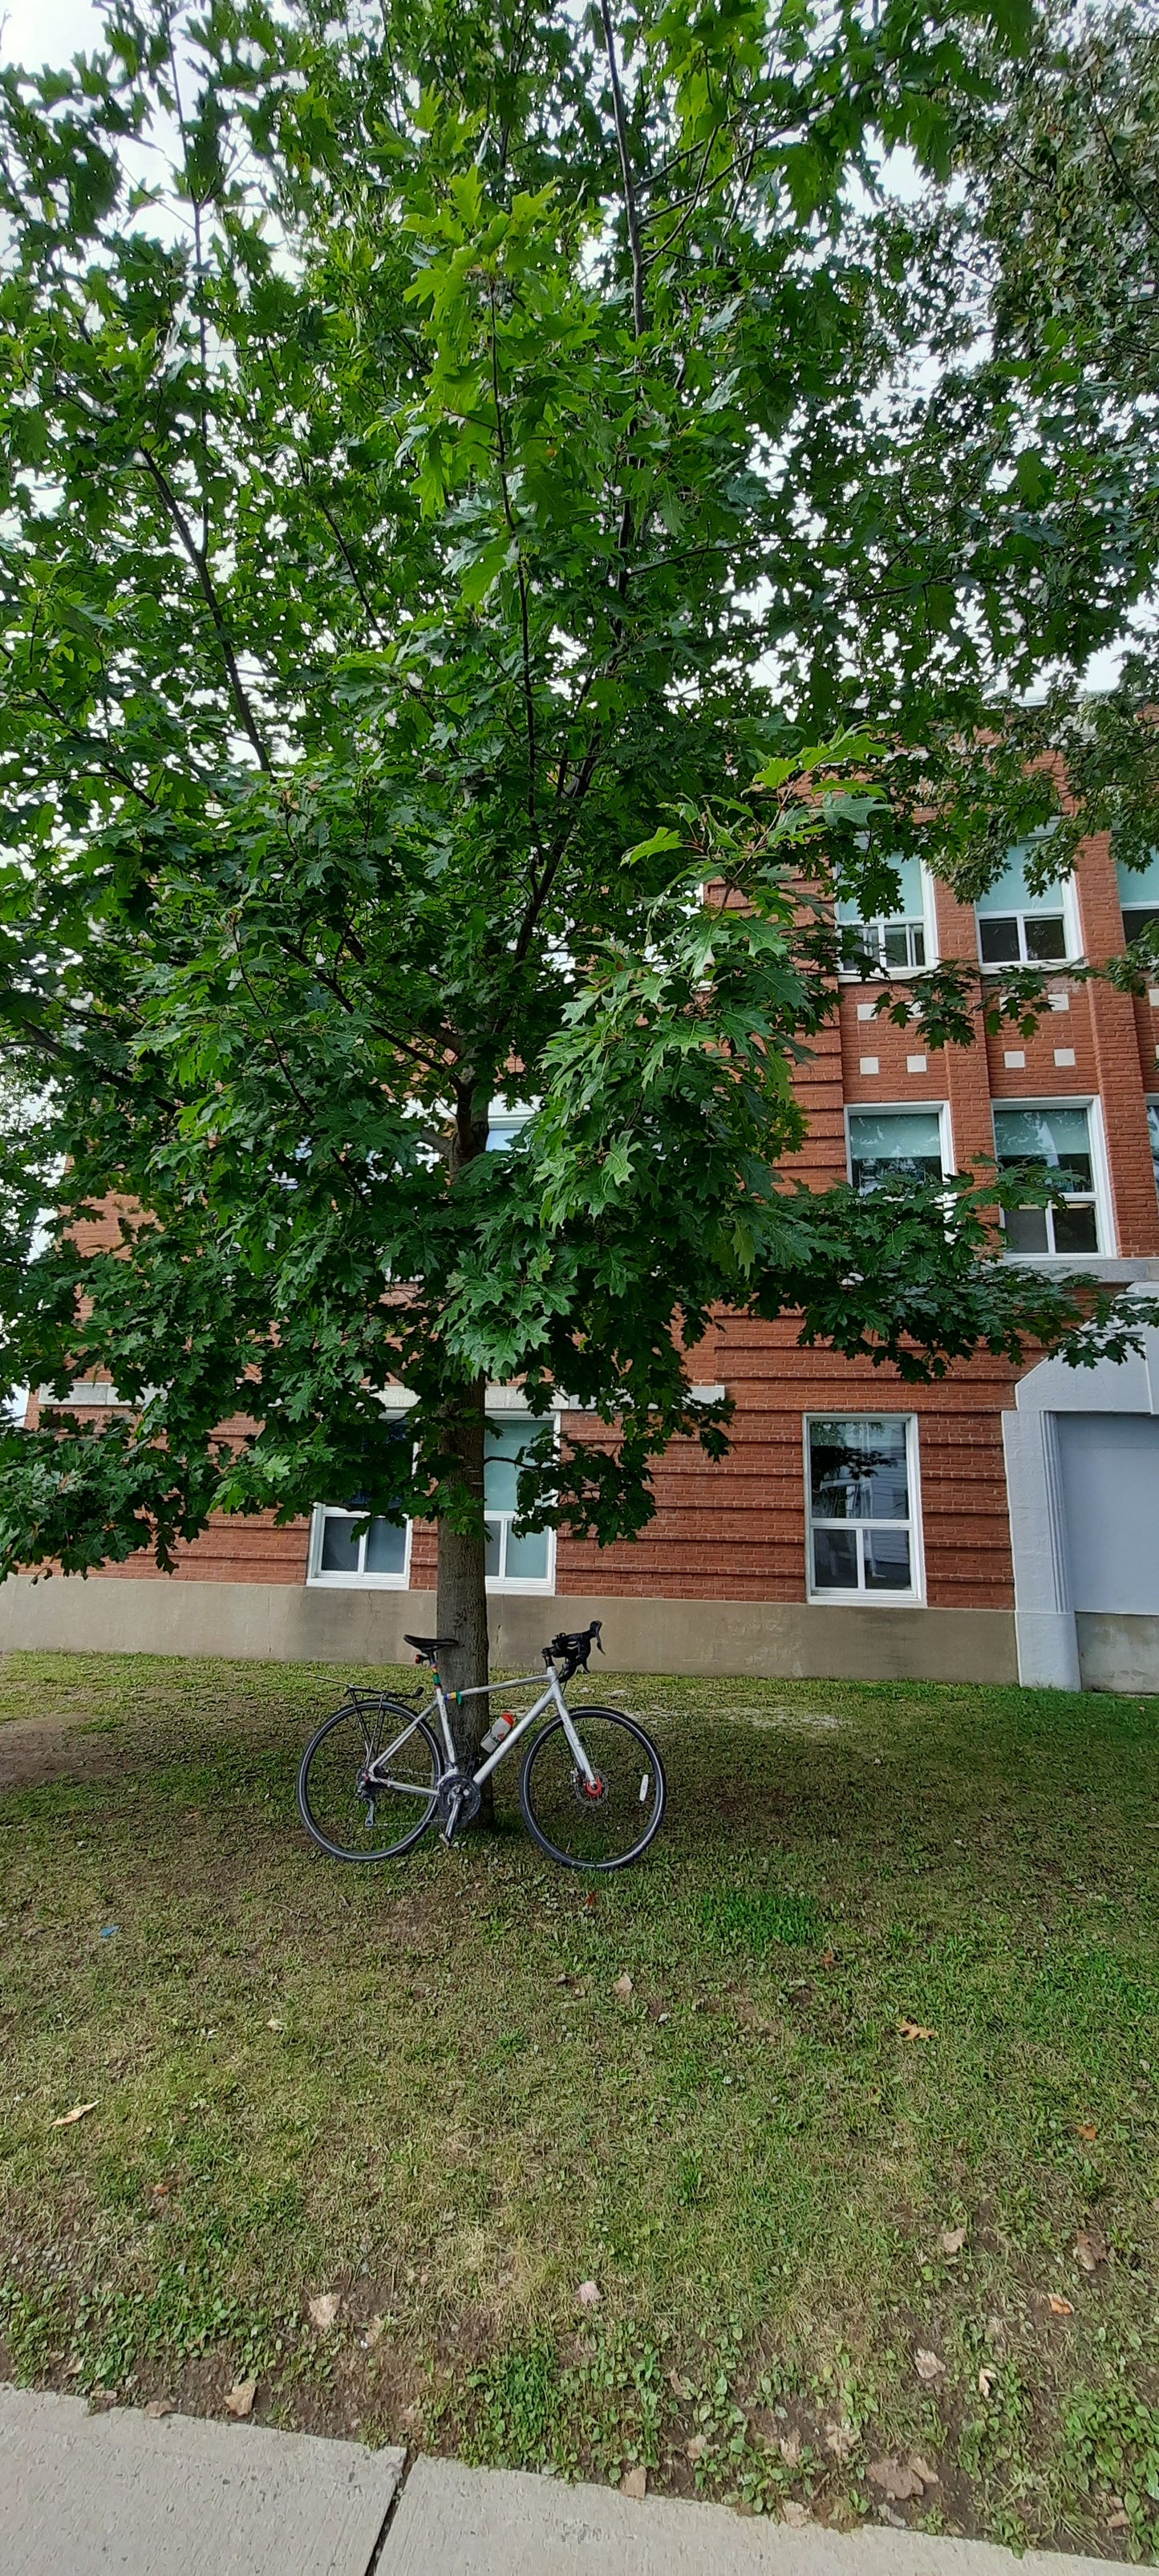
[298,1697,441,1862]
[519,1705,666,1872]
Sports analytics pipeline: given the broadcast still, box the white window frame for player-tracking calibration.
[1116,852,1159,944]
[975,862,1082,972]
[845,1101,954,1191]
[837,860,938,980]
[484,1409,557,1593]
[307,1503,412,1589]
[804,1414,926,1607]
[992,1096,1115,1260]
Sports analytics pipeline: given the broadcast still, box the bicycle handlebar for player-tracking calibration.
[544,1620,604,1682]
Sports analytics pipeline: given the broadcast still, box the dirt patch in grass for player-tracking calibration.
[2,1651,1159,2557]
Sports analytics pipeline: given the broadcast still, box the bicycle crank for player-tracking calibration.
[436,1767,482,1840]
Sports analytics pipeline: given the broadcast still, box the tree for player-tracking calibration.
[858,0,1159,919]
[0,0,1153,1756]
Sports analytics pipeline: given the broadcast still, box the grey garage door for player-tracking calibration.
[1057,1413,1159,1615]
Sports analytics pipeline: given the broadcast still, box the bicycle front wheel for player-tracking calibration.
[520,1706,666,1872]
[298,1698,440,1862]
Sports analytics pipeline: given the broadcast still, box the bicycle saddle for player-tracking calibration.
[403,1633,460,1662]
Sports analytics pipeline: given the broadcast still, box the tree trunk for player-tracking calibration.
[436,1380,493,1822]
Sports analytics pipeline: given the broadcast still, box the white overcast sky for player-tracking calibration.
[1,0,103,68]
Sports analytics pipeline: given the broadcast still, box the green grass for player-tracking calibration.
[2,1652,1159,2555]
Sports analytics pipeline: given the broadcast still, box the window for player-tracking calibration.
[975,845,1075,967]
[806,1417,922,1601]
[837,855,929,974]
[1149,1102,1159,1201]
[484,1417,555,1588]
[848,1107,949,1194]
[993,1103,1100,1255]
[1116,850,1159,946]
[309,1503,410,1586]
[487,1100,534,1152]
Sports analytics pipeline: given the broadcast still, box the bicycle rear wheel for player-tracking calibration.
[298,1697,440,1861]
[520,1706,665,1872]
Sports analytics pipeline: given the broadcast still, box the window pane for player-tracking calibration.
[1149,1103,1159,1196]
[979,915,1021,964]
[994,1105,1092,1184]
[365,1517,407,1575]
[849,1111,942,1194]
[1004,1204,1050,1253]
[502,1524,550,1581]
[864,1527,912,1591]
[1052,1203,1098,1254]
[484,1420,531,1515]
[1024,915,1068,961]
[809,1418,909,1521]
[813,1525,858,1588]
[1122,906,1159,943]
[486,1119,526,1153]
[484,1518,502,1578]
[1116,850,1159,910]
[837,855,923,923]
[319,1515,362,1574]
[976,846,1065,915]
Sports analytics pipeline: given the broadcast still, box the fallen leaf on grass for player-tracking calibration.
[825,2423,857,2461]
[144,2400,172,2421]
[668,2368,693,2400]
[910,2456,939,2488]
[619,2464,646,2500]
[780,2501,809,2528]
[266,2018,285,2031]
[869,2457,924,2502]
[898,2020,935,2041]
[308,2292,340,2331]
[779,2431,802,2468]
[914,2348,944,2382]
[978,2367,998,2399]
[941,2226,967,2255]
[1108,2510,1130,2533]
[225,2379,256,2420]
[51,2103,97,2129]
[575,2279,601,2310]
[363,2315,386,2350]
[1048,2294,1074,2316]
[821,1949,837,1967]
[686,2433,709,2461]
[613,1973,634,2000]
[1077,2122,1098,2142]
[1074,2228,1108,2272]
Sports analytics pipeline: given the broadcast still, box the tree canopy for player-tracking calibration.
[0,0,1154,1686]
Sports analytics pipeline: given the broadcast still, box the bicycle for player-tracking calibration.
[297,1621,666,1873]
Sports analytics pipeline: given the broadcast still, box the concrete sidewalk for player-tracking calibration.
[0,2386,1117,2575]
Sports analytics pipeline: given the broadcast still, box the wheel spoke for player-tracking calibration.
[298,1701,440,1862]
[521,1710,665,1872]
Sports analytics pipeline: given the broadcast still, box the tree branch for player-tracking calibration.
[136,446,273,774]
[598,0,646,341]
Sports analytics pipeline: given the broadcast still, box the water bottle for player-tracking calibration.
[480,1709,517,1755]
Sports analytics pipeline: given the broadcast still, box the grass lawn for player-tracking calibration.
[2,1650,1159,2557]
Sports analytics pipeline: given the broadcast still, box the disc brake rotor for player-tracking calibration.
[572,1767,607,1806]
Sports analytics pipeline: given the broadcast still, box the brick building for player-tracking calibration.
[6,833,1159,1692]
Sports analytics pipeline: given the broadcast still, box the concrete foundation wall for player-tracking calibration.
[0,1575,1017,1684]
[1076,1613,1159,1695]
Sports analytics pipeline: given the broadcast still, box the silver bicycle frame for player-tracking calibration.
[365,1663,598,1795]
